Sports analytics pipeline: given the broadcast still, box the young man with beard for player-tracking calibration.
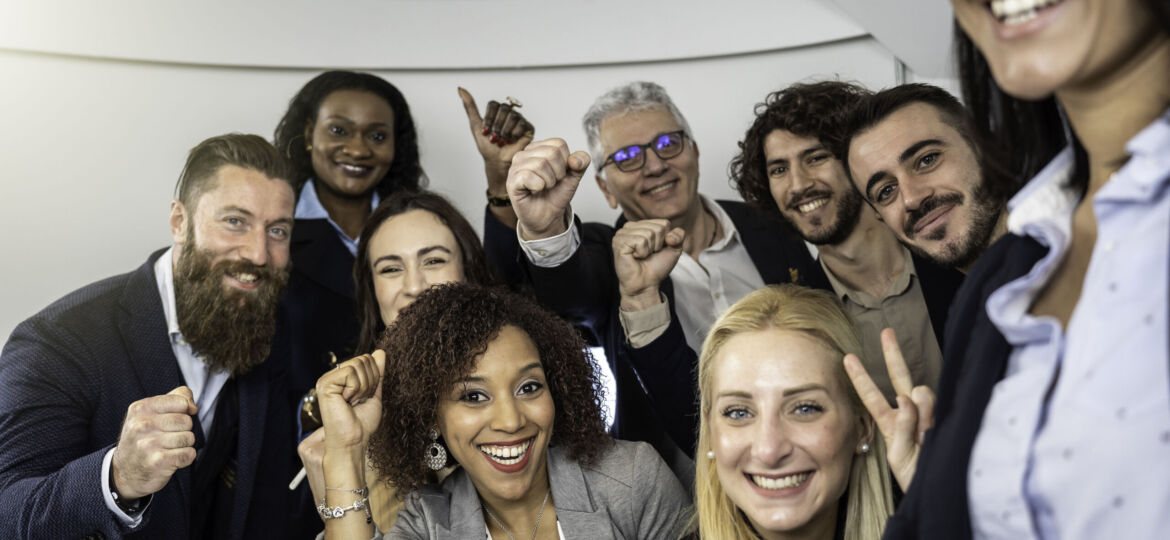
[729,81,965,403]
[843,83,1012,272]
[491,81,825,468]
[0,134,298,540]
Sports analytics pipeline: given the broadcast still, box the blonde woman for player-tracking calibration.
[693,285,896,539]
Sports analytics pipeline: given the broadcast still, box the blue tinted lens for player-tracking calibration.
[655,133,681,150]
[614,145,642,163]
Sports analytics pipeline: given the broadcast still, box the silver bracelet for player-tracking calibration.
[318,494,373,523]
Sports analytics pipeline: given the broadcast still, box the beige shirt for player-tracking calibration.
[820,246,942,404]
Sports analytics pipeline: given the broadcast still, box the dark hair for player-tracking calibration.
[273,70,424,197]
[953,0,1170,195]
[843,83,1016,205]
[729,81,871,215]
[175,133,296,209]
[367,283,609,493]
[353,190,495,353]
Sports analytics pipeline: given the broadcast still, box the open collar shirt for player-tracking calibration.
[968,111,1170,539]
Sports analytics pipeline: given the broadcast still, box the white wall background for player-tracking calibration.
[0,0,957,340]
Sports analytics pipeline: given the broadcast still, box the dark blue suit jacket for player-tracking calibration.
[883,234,1048,539]
[0,250,294,540]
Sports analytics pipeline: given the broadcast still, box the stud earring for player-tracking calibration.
[705,450,715,459]
[306,144,313,152]
[425,428,447,470]
[859,442,870,454]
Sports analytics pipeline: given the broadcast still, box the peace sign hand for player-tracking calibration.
[843,328,935,491]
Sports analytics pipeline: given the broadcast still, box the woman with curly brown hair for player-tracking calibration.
[311,283,690,539]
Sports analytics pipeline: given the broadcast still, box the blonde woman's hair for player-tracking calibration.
[691,285,894,539]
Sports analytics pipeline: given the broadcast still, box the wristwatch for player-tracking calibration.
[486,189,511,207]
[109,466,147,515]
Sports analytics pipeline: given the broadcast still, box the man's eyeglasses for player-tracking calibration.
[601,131,688,173]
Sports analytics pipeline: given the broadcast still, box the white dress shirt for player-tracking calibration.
[519,196,764,353]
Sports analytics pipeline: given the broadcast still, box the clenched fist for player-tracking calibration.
[614,219,686,312]
[111,386,198,501]
[506,138,590,240]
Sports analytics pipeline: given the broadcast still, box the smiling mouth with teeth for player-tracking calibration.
[478,438,533,466]
[990,0,1064,25]
[642,180,677,196]
[796,198,828,214]
[749,471,812,490]
[232,272,259,284]
[338,163,373,175]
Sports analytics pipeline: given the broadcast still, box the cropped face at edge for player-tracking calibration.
[437,325,555,506]
[707,329,867,537]
[595,107,701,223]
[951,0,1161,99]
[368,209,466,326]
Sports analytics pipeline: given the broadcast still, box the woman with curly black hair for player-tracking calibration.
[310,283,690,539]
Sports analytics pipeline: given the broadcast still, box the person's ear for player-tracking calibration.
[857,413,876,453]
[169,200,188,245]
[595,173,619,210]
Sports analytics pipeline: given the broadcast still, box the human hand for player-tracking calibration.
[507,138,590,240]
[613,220,685,311]
[843,328,935,491]
[316,350,386,454]
[457,87,535,191]
[111,386,198,501]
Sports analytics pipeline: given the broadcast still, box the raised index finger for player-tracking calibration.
[844,354,894,427]
[880,328,914,398]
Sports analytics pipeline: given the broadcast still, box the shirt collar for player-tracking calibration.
[153,246,182,340]
[700,195,741,251]
[820,245,917,306]
[294,179,382,221]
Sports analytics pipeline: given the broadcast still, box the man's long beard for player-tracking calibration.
[174,242,289,376]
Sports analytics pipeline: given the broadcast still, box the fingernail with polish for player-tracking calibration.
[481,126,490,135]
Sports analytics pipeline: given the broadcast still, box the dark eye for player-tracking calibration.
[874,183,898,204]
[423,257,448,267]
[329,125,346,136]
[768,164,788,177]
[460,390,488,403]
[369,131,387,143]
[916,151,940,170]
[377,265,403,275]
[518,381,544,395]
[808,153,830,165]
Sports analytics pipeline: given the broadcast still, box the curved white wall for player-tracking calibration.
[0,0,928,339]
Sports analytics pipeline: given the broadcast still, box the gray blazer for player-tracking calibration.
[386,439,691,539]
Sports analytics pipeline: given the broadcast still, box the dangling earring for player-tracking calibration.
[859,442,870,454]
[705,451,715,459]
[425,428,447,470]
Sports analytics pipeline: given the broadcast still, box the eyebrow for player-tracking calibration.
[715,383,829,400]
[372,245,453,265]
[453,362,543,385]
[765,145,826,169]
[324,114,389,128]
[863,139,944,197]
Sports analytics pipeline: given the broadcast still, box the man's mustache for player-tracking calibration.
[904,193,963,238]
